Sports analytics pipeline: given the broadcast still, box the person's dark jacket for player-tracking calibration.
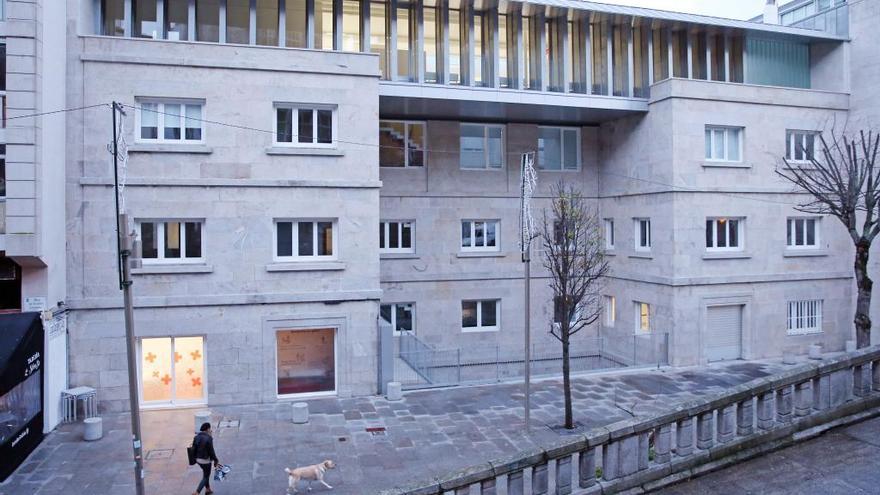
[192,432,218,463]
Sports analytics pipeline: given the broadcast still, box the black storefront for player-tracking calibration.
[0,312,44,482]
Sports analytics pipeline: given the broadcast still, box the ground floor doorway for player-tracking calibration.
[705,305,743,362]
[139,336,206,407]
[276,328,336,397]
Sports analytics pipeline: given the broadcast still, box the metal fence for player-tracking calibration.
[395,332,669,390]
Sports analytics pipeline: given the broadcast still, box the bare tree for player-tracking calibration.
[541,183,610,429]
[777,129,880,348]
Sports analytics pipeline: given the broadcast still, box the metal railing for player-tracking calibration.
[382,345,880,495]
[396,332,669,390]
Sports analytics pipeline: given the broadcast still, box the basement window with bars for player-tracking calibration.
[138,220,204,263]
[275,105,335,146]
[136,100,204,143]
[379,221,414,253]
[275,220,336,260]
[787,300,823,335]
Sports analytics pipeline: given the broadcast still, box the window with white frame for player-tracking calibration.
[275,104,335,146]
[137,99,204,143]
[634,218,651,251]
[553,296,581,326]
[785,130,818,162]
[379,121,425,167]
[462,299,499,332]
[460,124,504,169]
[538,126,580,171]
[787,217,820,249]
[634,301,651,333]
[380,303,415,334]
[380,221,414,253]
[138,220,204,263]
[787,300,823,335]
[604,295,616,327]
[604,218,615,250]
[275,220,336,260]
[705,217,743,251]
[704,126,742,162]
[461,220,499,251]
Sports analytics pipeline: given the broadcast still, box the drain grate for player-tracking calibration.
[145,449,175,460]
[366,427,386,436]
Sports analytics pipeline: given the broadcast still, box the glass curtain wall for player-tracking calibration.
[473,13,484,86]
[498,14,509,87]
[632,25,650,97]
[692,32,707,79]
[729,35,744,83]
[397,4,413,80]
[591,21,608,95]
[342,0,361,51]
[671,29,687,78]
[424,4,438,82]
[371,1,388,77]
[103,0,126,36]
[315,0,334,49]
[449,8,461,84]
[134,0,159,38]
[226,0,250,44]
[522,15,533,89]
[196,0,220,41]
[710,34,725,81]
[546,18,564,92]
[166,0,189,40]
[652,28,669,82]
[256,0,279,46]
[569,19,588,93]
[286,0,308,47]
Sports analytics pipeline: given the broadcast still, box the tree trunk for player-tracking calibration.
[854,240,873,348]
[562,331,573,429]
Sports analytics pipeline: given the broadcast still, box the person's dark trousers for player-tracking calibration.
[196,463,212,493]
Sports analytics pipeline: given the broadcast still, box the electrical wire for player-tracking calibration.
[4,103,110,121]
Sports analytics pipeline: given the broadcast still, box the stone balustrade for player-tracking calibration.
[380,346,880,495]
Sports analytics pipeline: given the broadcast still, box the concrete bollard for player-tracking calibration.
[808,344,823,360]
[84,417,103,441]
[292,402,309,424]
[194,410,212,433]
[845,340,857,353]
[386,381,403,401]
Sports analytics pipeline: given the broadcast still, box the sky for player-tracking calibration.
[589,0,770,21]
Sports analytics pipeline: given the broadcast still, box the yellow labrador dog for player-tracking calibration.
[285,460,336,493]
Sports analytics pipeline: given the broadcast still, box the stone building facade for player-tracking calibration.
[0,0,877,412]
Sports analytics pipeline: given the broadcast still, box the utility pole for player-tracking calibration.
[112,102,145,495]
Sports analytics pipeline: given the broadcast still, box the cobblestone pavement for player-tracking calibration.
[0,359,792,495]
[657,415,880,495]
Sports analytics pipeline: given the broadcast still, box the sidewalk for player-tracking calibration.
[0,359,790,495]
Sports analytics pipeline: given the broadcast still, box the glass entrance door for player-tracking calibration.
[140,336,206,406]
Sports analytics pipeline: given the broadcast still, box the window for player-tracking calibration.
[276,328,335,396]
[140,336,206,404]
[705,218,743,251]
[787,217,820,249]
[553,296,581,327]
[786,130,818,162]
[604,219,615,250]
[275,105,335,146]
[137,100,204,143]
[380,303,414,334]
[138,220,204,263]
[635,301,651,333]
[634,218,651,251]
[462,299,499,332]
[380,221,414,253]
[538,127,580,171]
[379,121,425,167]
[460,124,504,170]
[0,144,5,199]
[787,300,823,335]
[704,126,742,162]
[604,295,616,327]
[461,220,499,251]
[275,220,336,260]
[166,0,189,40]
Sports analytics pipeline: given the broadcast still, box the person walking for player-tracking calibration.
[192,422,220,495]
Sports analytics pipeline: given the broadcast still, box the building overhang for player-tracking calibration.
[379,82,648,125]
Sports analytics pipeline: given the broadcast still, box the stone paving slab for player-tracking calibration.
[657,415,880,495]
[0,359,795,495]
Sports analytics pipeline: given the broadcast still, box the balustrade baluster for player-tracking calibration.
[676,418,694,457]
[507,470,524,495]
[696,411,714,449]
[602,441,620,480]
[654,424,671,463]
[776,386,792,424]
[532,462,549,495]
[716,404,735,443]
[555,455,572,495]
[794,381,812,417]
[757,392,774,430]
[736,398,754,436]
[578,448,596,488]
[480,478,496,495]
[813,374,830,411]
[873,360,880,391]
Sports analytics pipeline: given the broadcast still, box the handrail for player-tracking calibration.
[382,345,880,494]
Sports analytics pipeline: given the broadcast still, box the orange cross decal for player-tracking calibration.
[186,368,195,376]
[152,371,160,378]
[190,350,202,361]
[161,374,172,385]
[174,352,182,363]
[145,352,156,363]
[191,377,202,387]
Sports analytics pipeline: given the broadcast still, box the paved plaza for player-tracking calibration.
[658,415,880,494]
[0,360,792,495]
